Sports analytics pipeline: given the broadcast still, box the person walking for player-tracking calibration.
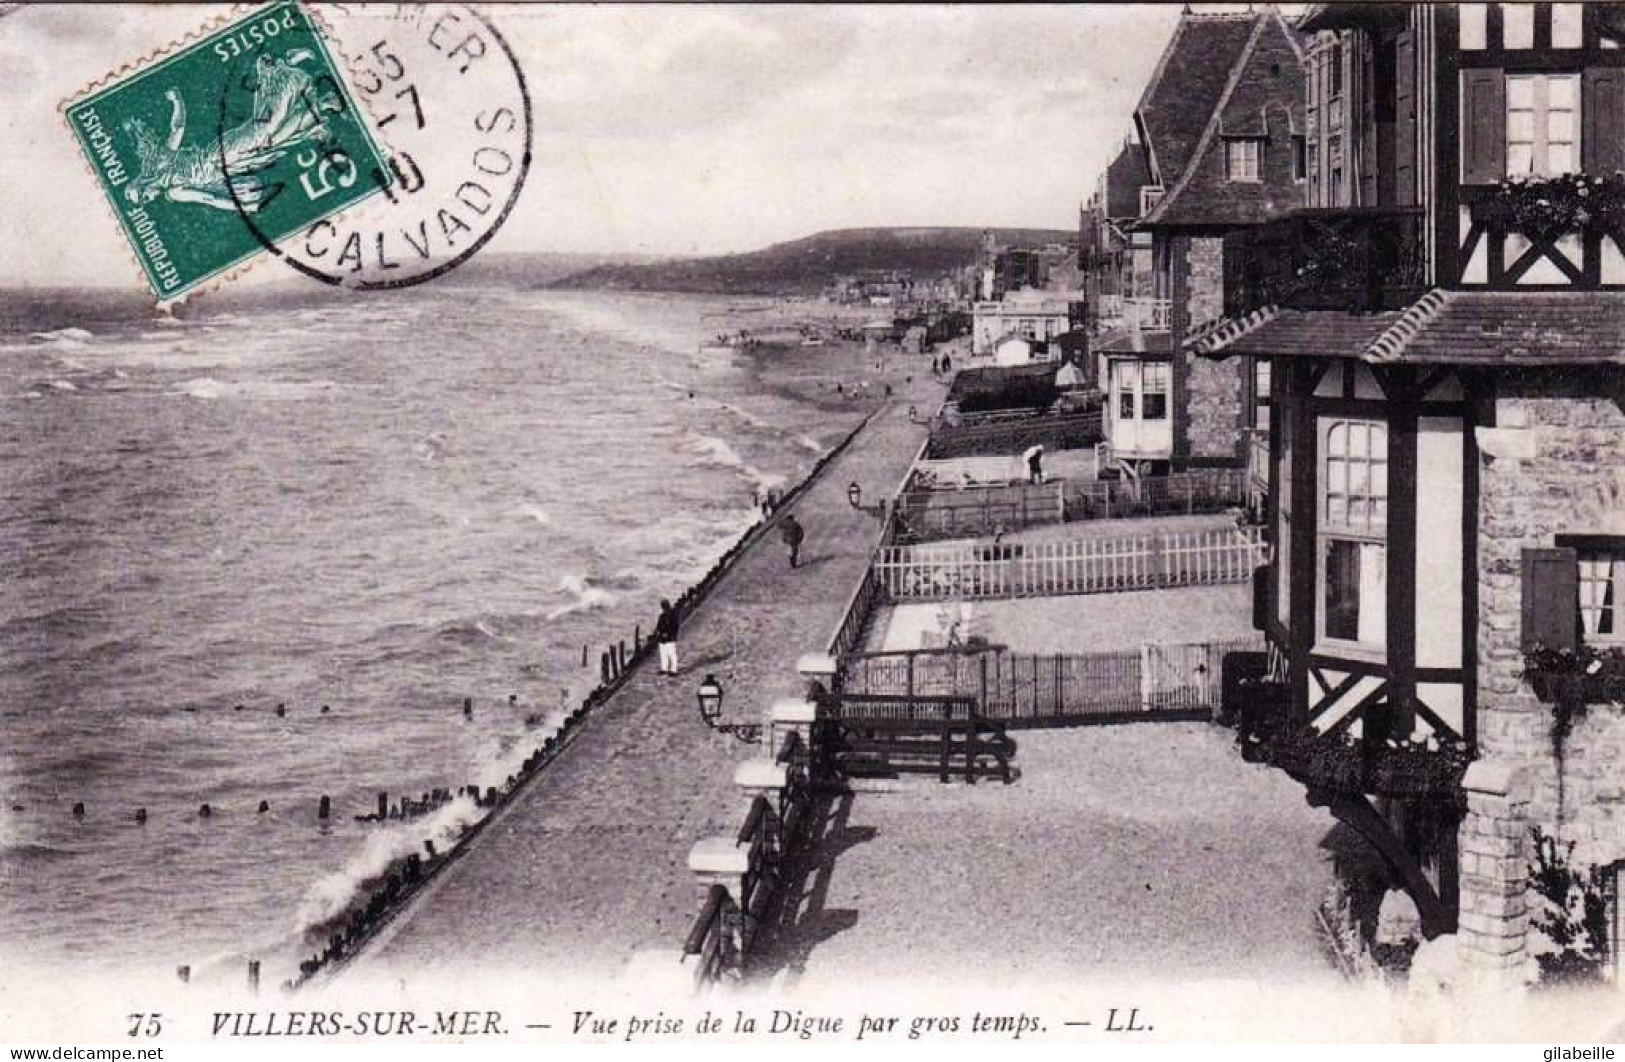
[655,598,681,676]
[780,513,805,569]
[1024,444,1045,485]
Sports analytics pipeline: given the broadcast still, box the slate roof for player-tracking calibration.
[1134,13,1257,189]
[1103,141,1152,221]
[1189,290,1625,366]
[1140,10,1307,229]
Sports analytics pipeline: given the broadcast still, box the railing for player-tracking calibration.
[874,526,1266,601]
[1223,206,1428,316]
[683,883,737,984]
[823,695,1015,784]
[682,725,822,986]
[925,408,1103,461]
[841,637,1266,727]
[825,435,927,668]
[1063,468,1249,521]
[894,477,1066,542]
[1121,296,1172,331]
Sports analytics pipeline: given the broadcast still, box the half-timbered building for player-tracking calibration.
[1195,1,1625,983]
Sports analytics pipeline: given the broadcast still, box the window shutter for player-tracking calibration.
[1584,67,1625,174]
[1395,30,1417,205]
[1253,562,1272,632]
[1461,68,1506,184]
[1521,546,1579,653]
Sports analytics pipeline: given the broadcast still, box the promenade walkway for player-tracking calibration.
[357,379,939,980]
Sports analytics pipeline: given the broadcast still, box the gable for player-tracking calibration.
[1135,14,1257,188]
[1142,12,1308,229]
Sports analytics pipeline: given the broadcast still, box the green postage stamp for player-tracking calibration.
[63,1,388,302]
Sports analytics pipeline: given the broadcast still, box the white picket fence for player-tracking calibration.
[874,526,1266,601]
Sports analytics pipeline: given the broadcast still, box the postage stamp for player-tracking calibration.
[229,4,533,291]
[62,1,388,303]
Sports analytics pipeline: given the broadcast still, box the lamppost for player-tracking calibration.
[694,673,761,744]
[847,481,863,509]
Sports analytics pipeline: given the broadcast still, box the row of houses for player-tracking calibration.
[1079,2,1625,985]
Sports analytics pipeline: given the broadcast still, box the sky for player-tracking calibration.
[0,3,1198,287]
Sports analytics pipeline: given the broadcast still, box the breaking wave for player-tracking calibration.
[545,574,615,621]
[685,431,786,493]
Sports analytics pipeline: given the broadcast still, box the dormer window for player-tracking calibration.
[1139,186,1164,216]
[1226,139,1264,182]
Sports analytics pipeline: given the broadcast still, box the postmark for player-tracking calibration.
[63,1,389,303]
[223,4,533,290]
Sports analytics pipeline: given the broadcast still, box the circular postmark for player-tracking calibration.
[216,3,532,290]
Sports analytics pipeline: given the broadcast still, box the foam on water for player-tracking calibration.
[0,285,854,978]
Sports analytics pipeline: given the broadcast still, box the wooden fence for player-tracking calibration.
[838,637,1264,727]
[1062,468,1249,522]
[925,409,1103,461]
[874,526,1266,601]
[894,478,1066,541]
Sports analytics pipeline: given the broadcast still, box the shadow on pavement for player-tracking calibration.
[745,790,875,987]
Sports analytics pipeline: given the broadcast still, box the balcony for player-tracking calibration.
[1223,207,1428,317]
[1120,296,1172,331]
[1236,681,1470,800]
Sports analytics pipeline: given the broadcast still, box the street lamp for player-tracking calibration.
[696,673,723,725]
[694,673,760,744]
[847,481,863,509]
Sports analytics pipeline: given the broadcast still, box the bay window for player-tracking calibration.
[1319,419,1388,650]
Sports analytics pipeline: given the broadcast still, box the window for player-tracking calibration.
[1139,186,1164,216]
[1460,3,1487,49]
[1117,361,1139,420]
[1226,139,1263,182]
[1328,42,1344,99]
[1143,362,1169,420]
[1276,404,1292,627]
[1292,135,1307,181]
[1579,551,1625,643]
[1320,419,1388,649]
[1253,358,1273,431]
[1553,4,1584,48]
[1507,73,1581,177]
[1502,2,1535,49]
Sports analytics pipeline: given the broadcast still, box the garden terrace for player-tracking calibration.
[923,407,1102,461]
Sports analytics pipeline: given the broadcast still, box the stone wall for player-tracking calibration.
[1178,236,1246,463]
[1462,368,1625,978]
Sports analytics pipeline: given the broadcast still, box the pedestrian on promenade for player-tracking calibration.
[655,598,681,676]
[780,513,805,569]
[1024,444,1045,485]
[941,353,952,373]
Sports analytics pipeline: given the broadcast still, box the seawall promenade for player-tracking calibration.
[352,376,942,980]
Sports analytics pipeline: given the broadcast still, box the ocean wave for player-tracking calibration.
[173,377,340,401]
[685,431,786,493]
[294,796,482,932]
[0,841,75,866]
[435,618,510,645]
[29,327,94,346]
[545,574,614,621]
[514,503,551,526]
[48,379,77,392]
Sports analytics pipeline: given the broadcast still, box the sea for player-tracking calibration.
[0,281,856,982]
